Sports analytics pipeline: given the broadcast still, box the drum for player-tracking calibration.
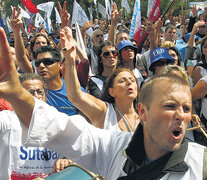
[37,163,104,180]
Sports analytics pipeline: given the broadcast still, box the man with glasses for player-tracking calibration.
[149,47,175,76]
[0,73,62,179]
[34,45,85,116]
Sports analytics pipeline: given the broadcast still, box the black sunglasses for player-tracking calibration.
[154,60,174,67]
[35,58,60,67]
[102,50,118,58]
[28,89,45,96]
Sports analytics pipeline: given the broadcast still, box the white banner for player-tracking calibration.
[189,1,207,10]
[129,0,141,38]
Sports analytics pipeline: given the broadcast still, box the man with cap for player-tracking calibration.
[149,47,175,76]
[0,27,206,179]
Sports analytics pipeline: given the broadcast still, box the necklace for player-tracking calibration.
[114,105,138,132]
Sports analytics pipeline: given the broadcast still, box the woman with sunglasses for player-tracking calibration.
[60,28,140,132]
[87,41,118,99]
[117,40,145,88]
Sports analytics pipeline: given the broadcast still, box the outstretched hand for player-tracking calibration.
[60,26,76,63]
[11,7,23,33]
[58,1,70,28]
[0,28,21,99]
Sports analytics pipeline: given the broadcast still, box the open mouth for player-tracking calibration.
[172,130,180,137]
[171,128,182,140]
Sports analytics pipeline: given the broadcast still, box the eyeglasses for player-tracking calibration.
[95,34,103,38]
[154,60,174,67]
[102,50,118,58]
[28,89,45,96]
[35,58,60,67]
[122,46,134,51]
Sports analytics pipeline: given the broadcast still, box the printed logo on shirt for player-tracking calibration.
[19,146,58,161]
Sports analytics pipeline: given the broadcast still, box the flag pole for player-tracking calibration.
[161,0,177,20]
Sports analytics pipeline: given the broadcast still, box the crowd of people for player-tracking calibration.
[0,1,207,179]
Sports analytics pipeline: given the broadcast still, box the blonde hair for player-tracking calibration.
[161,41,175,48]
[158,65,190,84]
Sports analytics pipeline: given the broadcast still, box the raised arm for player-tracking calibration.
[107,2,122,45]
[0,27,34,127]
[60,27,107,128]
[81,21,93,46]
[11,7,33,73]
[56,1,70,50]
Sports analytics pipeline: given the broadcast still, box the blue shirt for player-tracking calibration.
[47,79,86,116]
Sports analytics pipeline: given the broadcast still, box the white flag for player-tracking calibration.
[6,17,12,33]
[88,7,93,21]
[71,0,93,36]
[37,2,54,32]
[98,2,106,19]
[74,20,86,54]
[121,0,130,14]
[105,0,111,19]
[18,5,30,19]
[71,0,88,27]
[55,7,61,24]
[129,0,141,38]
[37,2,54,17]
[34,13,46,28]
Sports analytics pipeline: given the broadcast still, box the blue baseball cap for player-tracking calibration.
[149,47,175,71]
[117,40,137,51]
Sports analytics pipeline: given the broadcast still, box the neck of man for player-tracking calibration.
[143,126,169,161]
[46,76,63,90]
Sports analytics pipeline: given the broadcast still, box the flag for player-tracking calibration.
[121,0,130,14]
[0,10,5,30]
[98,2,106,19]
[6,17,12,33]
[147,0,161,22]
[129,0,141,39]
[71,0,89,27]
[105,0,112,19]
[74,20,86,54]
[21,0,39,14]
[37,2,54,33]
[18,5,30,19]
[88,8,93,21]
[55,7,61,24]
[34,13,46,28]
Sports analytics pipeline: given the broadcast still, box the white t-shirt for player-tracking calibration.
[0,110,60,180]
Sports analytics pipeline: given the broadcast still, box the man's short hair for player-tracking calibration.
[165,25,176,33]
[138,74,190,109]
[34,46,62,61]
[19,73,48,93]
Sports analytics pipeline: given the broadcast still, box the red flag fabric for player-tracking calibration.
[147,0,161,22]
[21,0,39,14]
